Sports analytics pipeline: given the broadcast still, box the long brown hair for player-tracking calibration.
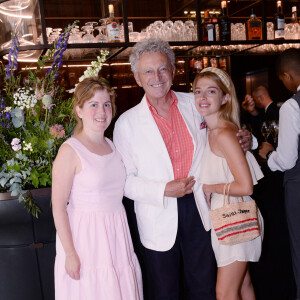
[73,77,116,134]
[193,71,240,129]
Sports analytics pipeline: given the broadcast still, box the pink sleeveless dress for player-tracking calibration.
[54,137,143,300]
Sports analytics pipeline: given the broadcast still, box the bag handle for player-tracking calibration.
[223,182,244,205]
[222,183,230,205]
[225,183,232,205]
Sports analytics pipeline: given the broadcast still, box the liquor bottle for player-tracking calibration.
[106,4,120,42]
[219,1,231,41]
[211,9,219,41]
[291,6,298,23]
[274,1,285,40]
[202,10,215,41]
[211,9,218,26]
[246,8,262,40]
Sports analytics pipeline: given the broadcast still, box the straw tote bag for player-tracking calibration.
[209,183,261,245]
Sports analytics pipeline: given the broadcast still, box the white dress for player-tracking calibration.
[199,140,264,267]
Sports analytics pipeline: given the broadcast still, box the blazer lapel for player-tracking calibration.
[138,95,173,169]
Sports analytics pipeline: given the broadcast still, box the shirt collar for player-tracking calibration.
[146,91,178,115]
[265,101,272,112]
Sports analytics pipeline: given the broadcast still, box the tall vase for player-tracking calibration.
[0,187,55,300]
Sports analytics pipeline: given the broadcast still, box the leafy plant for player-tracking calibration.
[0,22,78,217]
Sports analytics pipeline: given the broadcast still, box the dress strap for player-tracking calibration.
[64,138,86,170]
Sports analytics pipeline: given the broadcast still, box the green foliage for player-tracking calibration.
[0,22,78,217]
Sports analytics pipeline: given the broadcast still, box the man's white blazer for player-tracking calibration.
[113,91,211,252]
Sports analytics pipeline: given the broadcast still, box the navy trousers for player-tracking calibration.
[142,193,217,300]
[285,181,300,300]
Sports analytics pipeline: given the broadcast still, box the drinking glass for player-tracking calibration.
[269,120,279,145]
[290,23,300,40]
[99,18,107,36]
[163,21,173,41]
[48,28,62,44]
[154,20,163,31]
[261,122,270,142]
[46,27,53,38]
[173,20,184,41]
[153,20,163,39]
[81,26,95,43]
[85,21,98,27]
[140,29,147,41]
[235,23,246,41]
[128,21,133,33]
[267,22,274,40]
[146,24,155,39]
[215,24,219,41]
[284,24,293,40]
[94,26,107,43]
[231,23,236,41]
[185,20,194,30]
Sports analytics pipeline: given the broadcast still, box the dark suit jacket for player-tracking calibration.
[265,101,280,122]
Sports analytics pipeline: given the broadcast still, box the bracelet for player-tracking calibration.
[266,151,273,160]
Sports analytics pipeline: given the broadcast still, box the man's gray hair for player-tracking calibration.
[129,38,175,73]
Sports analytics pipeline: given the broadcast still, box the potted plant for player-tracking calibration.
[0,20,109,300]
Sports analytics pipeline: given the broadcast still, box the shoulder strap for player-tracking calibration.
[64,138,85,168]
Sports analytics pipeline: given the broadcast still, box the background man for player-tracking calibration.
[242,85,279,146]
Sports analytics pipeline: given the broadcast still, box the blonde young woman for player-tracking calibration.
[52,77,143,300]
[194,68,264,300]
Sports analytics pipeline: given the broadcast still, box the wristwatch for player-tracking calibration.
[266,151,274,160]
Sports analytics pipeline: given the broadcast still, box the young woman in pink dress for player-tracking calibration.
[52,77,143,300]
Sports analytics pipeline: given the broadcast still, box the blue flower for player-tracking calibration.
[5,34,20,80]
[45,21,77,76]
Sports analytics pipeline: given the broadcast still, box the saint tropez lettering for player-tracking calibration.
[222,209,250,218]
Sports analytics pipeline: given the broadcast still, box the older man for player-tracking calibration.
[113,38,251,300]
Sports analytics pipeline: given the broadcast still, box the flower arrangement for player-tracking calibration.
[0,20,111,217]
[0,21,110,217]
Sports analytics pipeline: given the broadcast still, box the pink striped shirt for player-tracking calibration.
[146,92,194,179]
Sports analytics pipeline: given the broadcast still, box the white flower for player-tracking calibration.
[69,50,109,93]
[4,107,11,112]
[11,138,21,146]
[23,142,33,152]
[11,138,22,151]
[12,144,22,151]
[13,88,38,110]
